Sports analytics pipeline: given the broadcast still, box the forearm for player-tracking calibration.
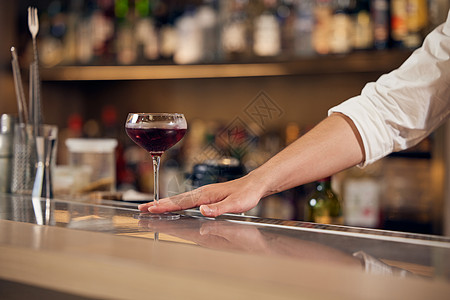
[141,114,365,217]
[249,113,365,197]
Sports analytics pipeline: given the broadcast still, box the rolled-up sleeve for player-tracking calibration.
[329,10,450,167]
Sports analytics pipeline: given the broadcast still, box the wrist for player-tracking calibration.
[246,167,274,199]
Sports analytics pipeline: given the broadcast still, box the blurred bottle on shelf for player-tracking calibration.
[155,1,177,60]
[134,0,159,62]
[371,0,389,49]
[173,7,203,64]
[404,0,428,48]
[39,1,67,67]
[91,0,116,64]
[253,0,281,57]
[62,0,80,65]
[312,0,333,55]
[330,0,354,54]
[220,0,252,60]
[197,0,220,63]
[278,0,296,56]
[381,157,434,234]
[352,0,373,50]
[294,0,315,56]
[75,0,95,64]
[389,0,407,47]
[341,163,382,228]
[304,177,343,225]
[115,0,138,65]
[32,0,449,66]
[391,0,428,48]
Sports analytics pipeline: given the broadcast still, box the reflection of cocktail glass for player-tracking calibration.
[126,113,187,220]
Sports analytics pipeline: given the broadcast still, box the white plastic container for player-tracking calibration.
[65,138,118,194]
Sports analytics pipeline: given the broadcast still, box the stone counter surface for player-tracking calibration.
[0,194,449,299]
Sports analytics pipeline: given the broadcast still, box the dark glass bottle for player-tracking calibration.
[304,177,343,225]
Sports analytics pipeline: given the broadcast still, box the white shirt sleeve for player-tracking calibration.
[329,10,450,167]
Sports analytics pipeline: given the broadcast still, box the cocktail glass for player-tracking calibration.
[125,113,187,220]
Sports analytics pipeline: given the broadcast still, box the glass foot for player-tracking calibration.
[133,212,180,220]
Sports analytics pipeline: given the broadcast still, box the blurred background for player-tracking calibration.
[0,0,449,235]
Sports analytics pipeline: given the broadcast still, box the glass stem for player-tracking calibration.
[152,155,161,203]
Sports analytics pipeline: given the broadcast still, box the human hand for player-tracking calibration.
[138,174,266,217]
[138,218,361,268]
[138,218,270,254]
[197,221,270,254]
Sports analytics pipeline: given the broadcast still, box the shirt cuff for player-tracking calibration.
[328,93,394,167]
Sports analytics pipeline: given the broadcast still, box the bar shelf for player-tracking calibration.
[40,50,412,81]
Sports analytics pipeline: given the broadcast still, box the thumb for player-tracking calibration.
[199,204,218,217]
[200,198,237,217]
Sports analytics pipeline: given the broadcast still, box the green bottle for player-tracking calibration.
[305,177,343,225]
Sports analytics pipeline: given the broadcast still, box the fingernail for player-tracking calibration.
[139,203,154,210]
[200,205,212,216]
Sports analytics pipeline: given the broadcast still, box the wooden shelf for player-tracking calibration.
[40,50,412,81]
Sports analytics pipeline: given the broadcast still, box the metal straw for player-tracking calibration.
[10,47,28,125]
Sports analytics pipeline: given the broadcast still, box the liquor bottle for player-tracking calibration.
[404,0,428,48]
[312,0,333,55]
[390,0,408,47]
[191,0,219,63]
[330,0,354,54]
[115,0,137,65]
[63,0,82,65]
[91,0,115,64]
[278,0,296,57]
[352,0,373,50]
[304,177,343,224]
[76,0,96,65]
[253,0,281,57]
[156,1,178,61]
[371,0,389,49]
[39,1,67,67]
[135,0,159,62]
[294,0,315,57]
[342,164,382,228]
[173,7,203,64]
[220,0,251,60]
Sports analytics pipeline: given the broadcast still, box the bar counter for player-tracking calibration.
[1,193,450,299]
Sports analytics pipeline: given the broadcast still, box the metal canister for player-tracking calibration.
[0,114,15,193]
[190,157,246,189]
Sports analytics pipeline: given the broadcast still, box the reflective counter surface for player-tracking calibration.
[1,193,450,299]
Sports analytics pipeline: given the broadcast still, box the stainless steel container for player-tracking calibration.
[0,114,15,193]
